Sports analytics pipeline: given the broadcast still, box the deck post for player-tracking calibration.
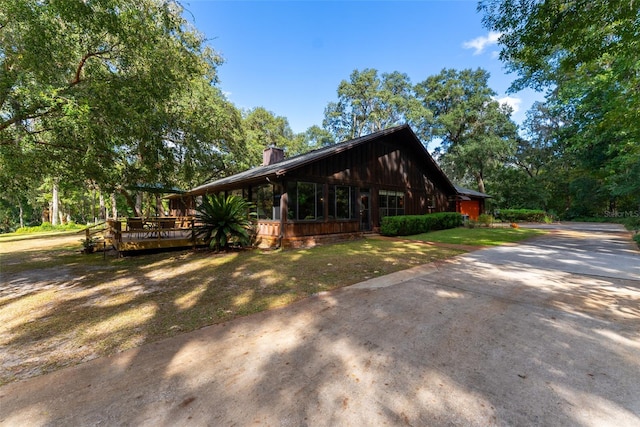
[107,220,121,256]
[191,218,196,250]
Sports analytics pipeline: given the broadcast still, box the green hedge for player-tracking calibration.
[380,212,463,236]
[496,209,546,223]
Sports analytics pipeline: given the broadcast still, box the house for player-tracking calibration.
[169,125,485,247]
[454,185,491,221]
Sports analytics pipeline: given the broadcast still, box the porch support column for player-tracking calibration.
[280,181,288,241]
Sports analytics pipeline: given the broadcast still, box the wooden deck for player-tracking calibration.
[94,217,361,254]
[104,218,207,254]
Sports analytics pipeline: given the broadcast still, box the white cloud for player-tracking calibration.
[496,96,522,114]
[463,31,502,55]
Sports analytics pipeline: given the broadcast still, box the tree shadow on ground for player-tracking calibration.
[0,238,457,385]
[1,229,639,425]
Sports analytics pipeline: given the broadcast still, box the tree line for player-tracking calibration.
[1,0,637,232]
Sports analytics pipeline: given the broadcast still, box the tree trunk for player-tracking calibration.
[156,194,164,217]
[51,181,60,225]
[19,200,24,228]
[475,174,486,194]
[118,189,142,217]
[99,193,106,220]
[111,193,118,219]
[91,188,96,222]
[136,192,143,217]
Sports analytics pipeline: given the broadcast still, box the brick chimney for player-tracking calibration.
[263,146,285,166]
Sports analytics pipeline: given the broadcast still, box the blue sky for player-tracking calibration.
[183,0,544,134]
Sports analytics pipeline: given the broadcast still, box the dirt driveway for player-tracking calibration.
[1,223,639,426]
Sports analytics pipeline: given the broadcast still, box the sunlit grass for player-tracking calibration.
[0,235,464,385]
[408,227,547,246]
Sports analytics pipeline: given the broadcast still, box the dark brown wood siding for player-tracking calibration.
[286,136,452,218]
[172,130,458,245]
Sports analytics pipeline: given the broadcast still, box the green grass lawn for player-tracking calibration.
[408,226,547,246]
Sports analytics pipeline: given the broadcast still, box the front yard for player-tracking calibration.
[0,227,543,385]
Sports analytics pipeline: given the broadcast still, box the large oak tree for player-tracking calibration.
[479,0,640,202]
[0,0,243,218]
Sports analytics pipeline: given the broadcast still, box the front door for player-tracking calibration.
[360,189,371,231]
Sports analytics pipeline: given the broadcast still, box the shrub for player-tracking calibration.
[477,214,494,227]
[193,194,256,251]
[80,236,98,254]
[380,212,463,236]
[634,233,640,249]
[623,217,640,232]
[497,209,546,223]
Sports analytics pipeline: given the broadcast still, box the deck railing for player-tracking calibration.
[107,217,197,248]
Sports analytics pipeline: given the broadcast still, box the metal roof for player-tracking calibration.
[182,125,458,196]
[454,185,492,199]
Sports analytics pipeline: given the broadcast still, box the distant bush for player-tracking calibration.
[15,221,84,234]
[623,217,640,232]
[497,209,546,223]
[380,212,463,236]
[634,233,640,249]
[477,214,494,227]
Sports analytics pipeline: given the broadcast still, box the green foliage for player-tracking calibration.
[415,68,518,193]
[15,222,84,234]
[193,194,256,251]
[477,214,494,227]
[479,0,640,202]
[633,234,640,249]
[323,69,426,141]
[497,209,546,223]
[80,236,98,253]
[241,107,305,169]
[297,126,336,149]
[380,213,462,236]
[0,0,245,222]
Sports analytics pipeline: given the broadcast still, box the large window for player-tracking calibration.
[287,181,324,221]
[379,190,405,217]
[252,184,281,220]
[328,185,356,219]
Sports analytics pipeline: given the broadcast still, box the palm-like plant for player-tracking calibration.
[193,194,255,251]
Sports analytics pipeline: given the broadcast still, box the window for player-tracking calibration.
[253,184,279,220]
[328,185,356,219]
[379,190,405,217]
[287,181,324,221]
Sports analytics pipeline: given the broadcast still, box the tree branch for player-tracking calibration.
[0,109,51,133]
[71,49,112,86]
